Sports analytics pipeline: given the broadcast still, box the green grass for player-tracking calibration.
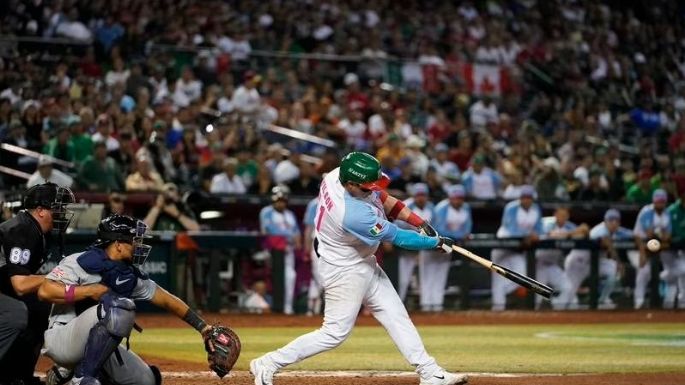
[130,323,685,374]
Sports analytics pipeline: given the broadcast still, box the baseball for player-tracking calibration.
[647,239,661,252]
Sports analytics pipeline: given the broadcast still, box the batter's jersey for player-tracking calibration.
[634,204,672,239]
[45,251,156,327]
[0,211,50,297]
[433,200,472,240]
[313,168,397,266]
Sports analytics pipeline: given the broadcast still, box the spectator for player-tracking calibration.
[67,116,93,164]
[43,125,74,163]
[534,157,567,201]
[462,154,502,200]
[288,161,320,196]
[232,71,262,117]
[469,95,499,129]
[210,158,247,194]
[577,169,610,202]
[626,169,656,204]
[273,151,301,185]
[91,114,119,153]
[26,156,73,188]
[77,142,123,192]
[125,157,164,192]
[104,192,127,217]
[430,143,460,190]
[143,183,200,231]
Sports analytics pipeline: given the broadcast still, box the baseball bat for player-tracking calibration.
[441,243,554,299]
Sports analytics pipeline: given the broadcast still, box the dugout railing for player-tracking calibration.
[53,232,679,312]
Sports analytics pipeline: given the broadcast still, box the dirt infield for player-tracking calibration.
[36,311,685,385]
[158,372,685,385]
[136,309,685,328]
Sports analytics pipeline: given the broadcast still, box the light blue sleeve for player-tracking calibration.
[393,229,439,250]
[288,211,301,236]
[259,207,292,236]
[565,221,578,232]
[462,171,473,195]
[304,199,318,226]
[492,170,503,190]
[501,203,520,236]
[634,207,650,238]
[432,201,449,235]
[342,199,398,245]
[616,227,635,240]
[463,204,473,236]
[589,224,607,239]
[533,205,544,234]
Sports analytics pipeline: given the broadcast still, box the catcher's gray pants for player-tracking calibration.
[43,305,155,385]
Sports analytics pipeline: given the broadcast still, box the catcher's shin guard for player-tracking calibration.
[75,295,136,379]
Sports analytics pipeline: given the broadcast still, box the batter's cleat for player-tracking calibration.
[419,371,468,385]
[250,357,277,385]
[70,377,100,385]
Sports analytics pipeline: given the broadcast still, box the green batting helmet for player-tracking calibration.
[339,152,390,191]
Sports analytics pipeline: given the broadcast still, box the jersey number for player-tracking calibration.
[316,205,326,232]
[9,247,31,265]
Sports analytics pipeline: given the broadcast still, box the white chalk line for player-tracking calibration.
[157,370,582,379]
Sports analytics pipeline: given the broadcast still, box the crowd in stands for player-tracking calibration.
[1,0,685,206]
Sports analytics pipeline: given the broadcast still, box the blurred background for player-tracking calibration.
[1,0,685,314]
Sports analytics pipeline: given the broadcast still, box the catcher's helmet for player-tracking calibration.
[93,214,152,265]
[23,182,75,233]
[271,184,290,202]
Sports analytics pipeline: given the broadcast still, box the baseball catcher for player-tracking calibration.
[38,214,240,385]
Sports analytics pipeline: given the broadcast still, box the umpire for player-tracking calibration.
[0,182,74,385]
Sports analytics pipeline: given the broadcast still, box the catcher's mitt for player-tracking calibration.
[203,325,241,378]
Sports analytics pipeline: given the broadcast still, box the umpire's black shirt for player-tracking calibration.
[0,211,48,298]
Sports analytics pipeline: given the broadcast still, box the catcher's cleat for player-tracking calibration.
[45,366,73,385]
[420,371,468,385]
[250,357,277,385]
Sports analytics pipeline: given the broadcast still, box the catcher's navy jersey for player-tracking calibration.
[0,211,49,297]
[46,248,156,327]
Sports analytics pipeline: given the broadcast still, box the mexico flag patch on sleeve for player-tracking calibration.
[369,222,384,236]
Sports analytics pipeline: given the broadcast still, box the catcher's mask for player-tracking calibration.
[93,214,152,265]
[23,182,75,234]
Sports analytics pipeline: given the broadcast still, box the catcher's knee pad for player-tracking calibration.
[76,296,136,379]
[101,296,136,338]
[149,365,162,385]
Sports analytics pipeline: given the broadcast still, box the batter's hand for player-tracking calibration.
[418,222,438,237]
[436,237,454,253]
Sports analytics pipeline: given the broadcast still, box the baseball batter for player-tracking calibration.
[395,183,435,304]
[303,196,323,315]
[250,152,468,385]
[562,209,633,309]
[430,185,472,312]
[631,189,671,309]
[38,215,236,385]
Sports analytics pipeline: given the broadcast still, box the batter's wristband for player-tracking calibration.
[183,309,208,333]
[64,284,75,304]
[407,212,425,227]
